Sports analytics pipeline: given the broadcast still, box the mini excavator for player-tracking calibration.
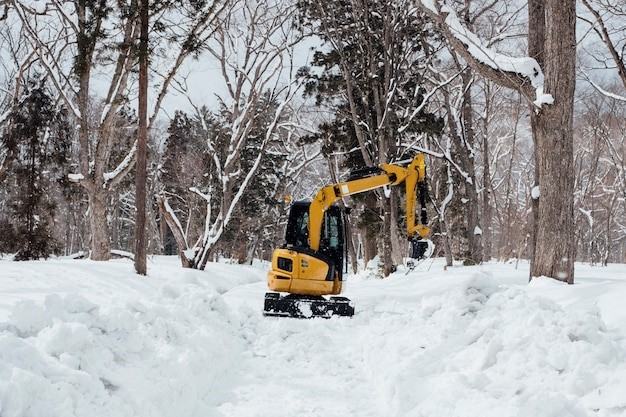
[263,153,432,318]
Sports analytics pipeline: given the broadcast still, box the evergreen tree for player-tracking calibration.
[2,80,70,260]
[297,0,443,274]
[160,95,292,263]
[160,109,217,252]
[222,94,291,263]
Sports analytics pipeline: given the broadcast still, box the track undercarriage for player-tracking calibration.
[263,292,355,318]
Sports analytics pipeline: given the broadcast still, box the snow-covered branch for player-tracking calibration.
[581,70,626,103]
[417,0,551,107]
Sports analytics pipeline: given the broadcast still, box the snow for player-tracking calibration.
[583,71,626,103]
[110,249,134,259]
[0,257,264,417]
[2,257,626,417]
[30,0,48,13]
[532,185,540,200]
[423,1,553,108]
[103,142,136,185]
[67,173,84,182]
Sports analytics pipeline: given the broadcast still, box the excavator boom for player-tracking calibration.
[308,154,429,251]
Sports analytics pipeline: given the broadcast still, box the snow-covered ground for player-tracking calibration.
[1,256,626,417]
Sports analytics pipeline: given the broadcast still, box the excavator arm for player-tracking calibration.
[308,153,431,252]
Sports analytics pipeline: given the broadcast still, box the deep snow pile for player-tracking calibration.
[357,274,626,417]
[0,258,265,417]
[1,257,626,417]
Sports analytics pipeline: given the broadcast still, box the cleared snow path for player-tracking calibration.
[218,308,383,417]
[221,262,626,417]
[2,257,626,416]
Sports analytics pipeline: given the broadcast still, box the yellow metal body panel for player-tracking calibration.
[267,248,342,296]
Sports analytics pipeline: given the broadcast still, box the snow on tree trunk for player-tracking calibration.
[156,196,192,268]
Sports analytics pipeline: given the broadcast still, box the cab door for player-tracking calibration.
[320,206,345,279]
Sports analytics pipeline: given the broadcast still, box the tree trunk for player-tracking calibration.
[345,215,358,274]
[157,196,192,268]
[389,188,405,266]
[235,236,248,264]
[459,71,483,265]
[88,191,111,260]
[482,121,492,262]
[362,198,379,265]
[362,225,377,265]
[134,0,148,275]
[442,223,453,267]
[246,235,259,265]
[381,198,396,276]
[159,210,168,254]
[528,0,545,280]
[530,0,576,283]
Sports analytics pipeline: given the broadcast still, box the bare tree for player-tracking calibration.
[8,0,225,260]
[417,0,577,283]
[579,0,626,100]
[159,0,302,269]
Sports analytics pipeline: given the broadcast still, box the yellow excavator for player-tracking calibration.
[263,153,432,318]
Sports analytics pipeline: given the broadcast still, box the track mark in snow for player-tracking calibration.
[217,306,383,417]
[221,272,626,417]
[3,259,626,417]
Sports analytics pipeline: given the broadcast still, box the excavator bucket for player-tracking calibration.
[406,238,435,273]
[263,292,354,318]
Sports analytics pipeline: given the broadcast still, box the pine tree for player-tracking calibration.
[221,94,291,263]
[297,0,443,274]
[160,96,293,264]
[2,80,70,260]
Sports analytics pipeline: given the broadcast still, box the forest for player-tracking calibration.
[1,0,625,282]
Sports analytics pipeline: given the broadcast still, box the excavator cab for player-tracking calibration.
[285,202,345,279]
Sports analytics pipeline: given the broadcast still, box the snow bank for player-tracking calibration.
[2,258,626,417]
[0,292,243,417]
[0,258,264,417]
[360,272,626,417]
